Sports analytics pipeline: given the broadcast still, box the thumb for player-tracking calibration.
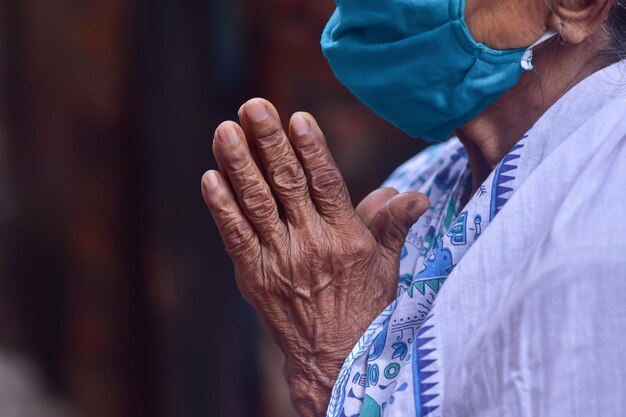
[370,192,430,257]
[355,187,399,228]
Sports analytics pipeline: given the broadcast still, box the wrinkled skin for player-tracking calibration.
[202,0,615,415]
[201,98,429,417]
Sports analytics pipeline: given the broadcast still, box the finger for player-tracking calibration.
[238,98,315,225]
[201,170,261,264]
[370,192,430,258]
[288,112,354,224]
[212,121,286,246]
[355,187,399,228]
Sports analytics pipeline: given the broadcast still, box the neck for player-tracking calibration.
[455,34,610,192]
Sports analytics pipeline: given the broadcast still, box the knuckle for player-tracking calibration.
[378,212,408,251]
[296,136,324,159]
[388,196,422,228]
[327,188,351,213]
[386,218,407,241]
[325,235,376,269]
[255,124,283,146]
[310,167,351,211]
[344,235,376,257]
[240,182,276,218]
[358,240,378,259]
[222,218,256,253]
[206,189,230,213]
[310,165,343,194]
[271,161,308,195]
[223,147,254,174]
[235,268,266,305]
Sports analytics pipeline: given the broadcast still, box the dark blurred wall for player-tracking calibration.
[0,0,425,416]
[3,1,154,416]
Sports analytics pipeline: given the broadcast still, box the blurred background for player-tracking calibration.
[0,0,425,416]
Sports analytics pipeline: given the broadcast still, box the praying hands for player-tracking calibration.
[201,98,429,417]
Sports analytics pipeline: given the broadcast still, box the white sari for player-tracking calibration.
[328,60,626,417]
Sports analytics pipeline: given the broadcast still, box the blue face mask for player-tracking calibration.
[321,0,556,142]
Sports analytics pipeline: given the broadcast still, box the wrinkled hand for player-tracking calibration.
[201,98,429,417]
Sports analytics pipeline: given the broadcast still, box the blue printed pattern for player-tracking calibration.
[412,315,439,416]
[327,137,528,417]
[490,138,526,220]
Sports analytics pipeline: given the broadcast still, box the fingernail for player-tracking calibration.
[291,113,310,137]
[203,171,220,190]
[218,124,239,147]
[245,100,269,123]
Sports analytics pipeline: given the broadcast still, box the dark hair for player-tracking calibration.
[605,0,626,60]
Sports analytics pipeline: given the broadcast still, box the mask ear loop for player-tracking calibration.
[530,1,565,111]
[521,30,558,71]
[520,30,558,112]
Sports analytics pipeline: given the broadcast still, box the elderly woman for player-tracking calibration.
[201,0,626,415]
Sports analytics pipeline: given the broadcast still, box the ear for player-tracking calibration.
[547,0,614,44]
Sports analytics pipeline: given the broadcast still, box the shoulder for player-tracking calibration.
[521,131,626,286]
